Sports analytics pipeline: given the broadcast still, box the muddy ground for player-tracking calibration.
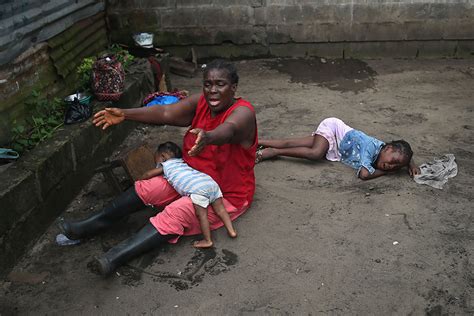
[1,58,473,315]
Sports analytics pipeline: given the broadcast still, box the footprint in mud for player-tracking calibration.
[121,248,239,291]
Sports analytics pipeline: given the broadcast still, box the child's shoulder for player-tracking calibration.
[352,129,383,144]
[342,130,384,152]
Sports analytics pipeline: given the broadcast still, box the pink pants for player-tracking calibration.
[135,176,248,243]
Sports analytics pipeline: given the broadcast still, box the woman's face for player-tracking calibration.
[203,69,237,114]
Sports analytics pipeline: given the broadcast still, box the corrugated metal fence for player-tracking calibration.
[0,0,105,66]
[48,12,107,79]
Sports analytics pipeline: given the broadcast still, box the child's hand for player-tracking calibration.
[408,165,421,177]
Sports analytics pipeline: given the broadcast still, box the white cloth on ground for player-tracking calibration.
[413,154,457,189]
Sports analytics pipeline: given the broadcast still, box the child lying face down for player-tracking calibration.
[257,117,420,180]
[141,141,237,248]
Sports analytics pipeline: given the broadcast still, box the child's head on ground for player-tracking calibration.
[375,140,413,171]
[155,141,182,163]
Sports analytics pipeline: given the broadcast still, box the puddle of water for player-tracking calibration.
[265,58,377,93]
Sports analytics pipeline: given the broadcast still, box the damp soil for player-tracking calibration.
[1,58,473,315]
[265,58,377,93]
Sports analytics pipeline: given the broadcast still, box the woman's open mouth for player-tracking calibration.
[208,99,220,106]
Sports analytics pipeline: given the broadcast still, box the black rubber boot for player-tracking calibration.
[91,223,173,277]
[58,187,145,240]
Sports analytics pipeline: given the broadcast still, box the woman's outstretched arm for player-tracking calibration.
[93,94,201,129]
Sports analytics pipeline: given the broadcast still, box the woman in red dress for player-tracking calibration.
[59,60,258,276]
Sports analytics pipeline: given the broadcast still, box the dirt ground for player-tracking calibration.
[1,58,473,315]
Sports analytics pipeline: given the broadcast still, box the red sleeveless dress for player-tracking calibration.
[182,95,257,208]
[136,95,257,241]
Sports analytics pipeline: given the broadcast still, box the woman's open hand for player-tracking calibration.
[92,108,125,130]
[188,128,209,156]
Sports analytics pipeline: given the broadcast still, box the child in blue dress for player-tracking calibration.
[257,117,420,180]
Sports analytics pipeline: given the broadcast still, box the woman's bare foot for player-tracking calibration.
[193,239,213,248]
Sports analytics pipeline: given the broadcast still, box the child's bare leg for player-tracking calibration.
[212,198,237,238]
[193,204,213,248]
[260,135,329,161]
[259,136,314,149]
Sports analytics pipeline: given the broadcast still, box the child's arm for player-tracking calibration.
[358,167,387,180]
[139,166,164,180]
[408,159,421,177]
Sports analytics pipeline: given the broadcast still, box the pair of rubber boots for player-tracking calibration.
[58,187,169,276]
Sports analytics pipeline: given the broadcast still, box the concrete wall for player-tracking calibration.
[107,0,474,59]
[0,59,155,276]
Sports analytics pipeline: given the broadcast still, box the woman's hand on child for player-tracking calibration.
[188,128,209,156]
[93,108,125,130]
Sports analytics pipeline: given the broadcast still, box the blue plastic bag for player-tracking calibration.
[145,95,180,107]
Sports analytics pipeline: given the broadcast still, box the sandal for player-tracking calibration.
[0,148,19,160]
[255,145,265,164]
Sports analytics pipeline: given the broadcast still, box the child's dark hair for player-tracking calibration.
[203,59,239,84]
[157,141,182,158]
[386,140,413,164]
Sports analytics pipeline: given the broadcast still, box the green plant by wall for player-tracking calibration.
[109,44,135,68]
[10,91,65,153]
[76,57,96,92]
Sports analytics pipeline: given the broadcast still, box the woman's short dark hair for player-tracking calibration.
[157,141,182,158]
[203,59,239,85]
[386,140,413,164]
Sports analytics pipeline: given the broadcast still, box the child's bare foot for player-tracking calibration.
[193,239,213,248]
[228,229,237,238]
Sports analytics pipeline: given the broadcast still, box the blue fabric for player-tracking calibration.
[338,130,385,175]
[146,95,180,107]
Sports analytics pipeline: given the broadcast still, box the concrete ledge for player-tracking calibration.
[0,59,154,276]
[455,40,474,58]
